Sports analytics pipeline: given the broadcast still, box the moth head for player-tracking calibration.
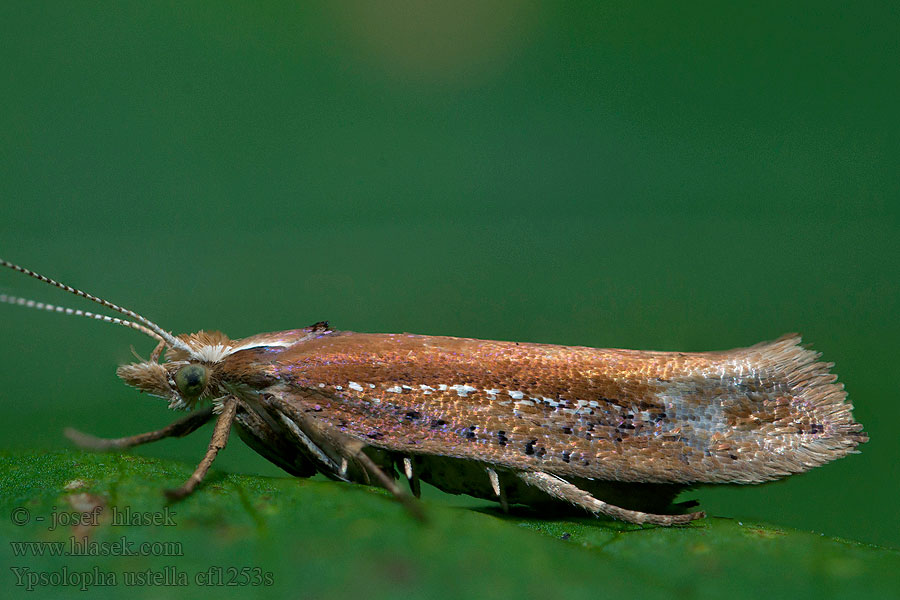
[117,331,233,410]
[116,360,211,409]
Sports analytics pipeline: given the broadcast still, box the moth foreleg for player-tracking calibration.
[517,471,705,526]
[165,397,237,500]
[64,405,215,450]
[149,339,166,363]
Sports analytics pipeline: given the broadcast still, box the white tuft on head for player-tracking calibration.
[193,344,233,363]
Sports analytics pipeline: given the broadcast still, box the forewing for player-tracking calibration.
[242,332,865,484]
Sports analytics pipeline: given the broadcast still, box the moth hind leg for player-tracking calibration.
[517,471,705,526]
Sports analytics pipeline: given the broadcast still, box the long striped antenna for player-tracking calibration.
[0,258,193,355]
[0,293,165,341]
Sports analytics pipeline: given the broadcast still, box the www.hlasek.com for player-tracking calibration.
[10,566,275,590]
[10,536,183,557]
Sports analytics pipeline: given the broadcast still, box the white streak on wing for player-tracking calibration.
[508,390,524,400]
[450,384,478,397]
[194,339,298,361]
[348,381,364,392]
[386,386,403,393]
[403,457,414,480]
[231,340,297,353]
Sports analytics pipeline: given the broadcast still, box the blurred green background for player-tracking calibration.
[0,0,896,556]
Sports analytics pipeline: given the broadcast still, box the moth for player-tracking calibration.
[1,259,867,525]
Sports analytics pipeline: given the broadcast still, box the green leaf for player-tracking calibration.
[1,450,896,600]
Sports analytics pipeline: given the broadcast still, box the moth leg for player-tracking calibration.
[149,339,166,363]
[486,467,509,512]
[283,414,425,520]
[165,398,238,500]
[286,418,425,520]
[517,471,705,526]
[64,405,215,450]
[264,394,424,520]
[403,457,421,498]
[351,448,425,522]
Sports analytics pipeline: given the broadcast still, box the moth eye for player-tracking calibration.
[174,364,209,398]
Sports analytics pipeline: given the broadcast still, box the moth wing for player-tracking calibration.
[262,333,865,484]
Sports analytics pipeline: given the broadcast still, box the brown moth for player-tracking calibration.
[1,259,867,525]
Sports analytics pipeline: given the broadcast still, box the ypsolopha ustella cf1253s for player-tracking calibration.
[0,259,867,525]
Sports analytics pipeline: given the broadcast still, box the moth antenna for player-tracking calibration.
[0,259,192,354]
[0,293,165,343]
